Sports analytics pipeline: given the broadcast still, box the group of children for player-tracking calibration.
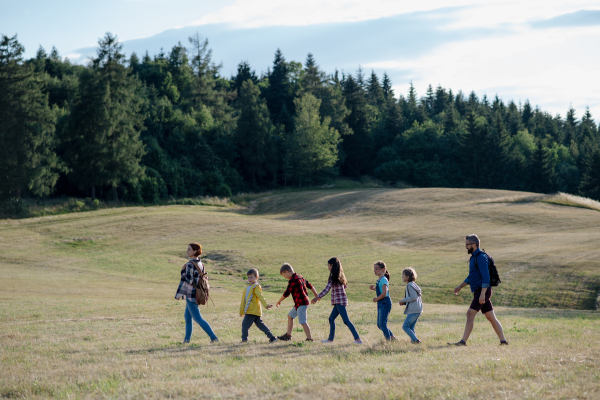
[239,258,423,344]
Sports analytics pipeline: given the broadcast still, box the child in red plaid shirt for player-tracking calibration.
[275,263,319,341]
[312,257,362,344]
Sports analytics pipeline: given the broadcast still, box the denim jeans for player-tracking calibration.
[242,314,274,341]
[184,299,217,341]
[377,298,393,339]
[402,313,421,342]
[328,305,360,341]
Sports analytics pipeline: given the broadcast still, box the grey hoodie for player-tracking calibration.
[400,282,423,315]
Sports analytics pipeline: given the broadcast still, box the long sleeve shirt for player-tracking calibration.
[175,260,203,303]
[239,284,269,316]
[282,273,314,309]
[464,248,490,292]
[317,281,348,306]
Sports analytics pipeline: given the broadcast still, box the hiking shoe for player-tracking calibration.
[354,339,363,344]
[448,340,467,346]
[305,338,314,342]
[269,337,278,343]
[277,333,292,341]
[211,338,220,343]
[321,339,334,343]
[500,340,509,345]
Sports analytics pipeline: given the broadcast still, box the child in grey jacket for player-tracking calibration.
[399,268,423,343]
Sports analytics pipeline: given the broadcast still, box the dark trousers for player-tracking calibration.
[329,305,360,341]
[242,314,274,341]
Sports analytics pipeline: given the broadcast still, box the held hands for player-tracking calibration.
[311,297,320,305]
[369,285,376,291]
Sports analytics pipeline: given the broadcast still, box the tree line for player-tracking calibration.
[1,32,599,204]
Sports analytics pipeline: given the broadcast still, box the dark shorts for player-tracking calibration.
[470,287,493,314]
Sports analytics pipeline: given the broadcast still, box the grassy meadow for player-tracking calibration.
[1,188,600,399]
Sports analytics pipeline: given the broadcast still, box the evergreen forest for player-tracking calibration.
[1,32,599,209]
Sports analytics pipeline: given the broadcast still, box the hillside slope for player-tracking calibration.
[1,188,599,309]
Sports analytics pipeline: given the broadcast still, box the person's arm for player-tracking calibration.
[255,285,270,309]
[316,281,332,299]
[182,263,194,284]
[275,295,287,307]
[239,290,246,316]
[401,285,417,304]
[373,284,387,302]
[454,281,468,295]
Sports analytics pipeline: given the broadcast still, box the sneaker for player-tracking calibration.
[354,339,363,344]
[211,338,220,343]
[277,333,292,341]
[321,339,334,343]
[448,340,467,346]
[500,340,509,345]
[390,336,398,341]
[305,338,314,342]
[240,340,248,344]
[269,337,278,343]
[182,340,190,344]
[411,340,422,344]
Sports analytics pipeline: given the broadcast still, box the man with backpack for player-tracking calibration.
[449,234,508,346]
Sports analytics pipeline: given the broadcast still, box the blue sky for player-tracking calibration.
[2,0,600,119]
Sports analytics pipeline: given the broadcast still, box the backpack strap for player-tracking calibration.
[243,283,259,315]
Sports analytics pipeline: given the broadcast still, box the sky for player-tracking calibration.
[2,0,600,119]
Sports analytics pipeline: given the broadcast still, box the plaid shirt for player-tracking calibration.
[283,273,314,309]
[317,281,348,306]
[175,260,204,303]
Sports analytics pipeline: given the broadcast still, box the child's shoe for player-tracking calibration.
[411,340,422,344]
[448,340,467,346]
[354,339,363,344]
[277,333,292,341]
[211,338,220,343]
[240,340,248,344]
[269,337,278,343]
[305,338,314,342]
[182,340,190,344]
[500,340,509,345]
[321,339,333,343]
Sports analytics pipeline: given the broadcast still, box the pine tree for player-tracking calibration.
[301,53,324,94]
[366,70,384,107]
[425,84,434,116]
[341,75,372,176]
[233,61,257,94]
[381,73,394,100]
[529,138,555,193]
[579,147,600,200]
[65,32,145,200]
[0,35,64,199]
[264,49,294,132]
[234,79,275,186]
[433,85,447,116]
[286,94,340,186]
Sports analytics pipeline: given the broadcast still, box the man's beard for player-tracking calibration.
[467,248,474,254]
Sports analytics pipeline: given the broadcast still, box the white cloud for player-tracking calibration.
[191,0,600,29]
[369,25,600,118]
[65,53,82,60]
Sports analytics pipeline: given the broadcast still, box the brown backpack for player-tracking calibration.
[190,260,210,305]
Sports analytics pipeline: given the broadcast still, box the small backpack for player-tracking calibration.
[190,260,210,305]
[473,250,501,287]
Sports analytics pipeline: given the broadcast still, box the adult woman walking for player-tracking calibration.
[175,243,219,343]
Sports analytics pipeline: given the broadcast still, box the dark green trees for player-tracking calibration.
[65,33,145,200]
[0,35,64,199]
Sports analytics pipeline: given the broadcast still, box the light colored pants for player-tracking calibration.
[402,313,421,342]
[288,305,308,324]
[184,298,217,341]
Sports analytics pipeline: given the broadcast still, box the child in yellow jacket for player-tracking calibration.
[240,268,277,343]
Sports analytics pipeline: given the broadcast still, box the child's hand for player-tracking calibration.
[275,302,281,308]
[240,314,244,317]
[369,285,376,291]
[311,297,319,304]
[267,305,273,310]
[372,297,378,302]
[399,301,405,305]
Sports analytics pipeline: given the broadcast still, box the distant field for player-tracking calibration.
[1,188,600,398]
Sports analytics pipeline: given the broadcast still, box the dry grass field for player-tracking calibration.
[1,188,599,399]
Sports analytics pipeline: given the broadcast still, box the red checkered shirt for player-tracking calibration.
[283,273,314,309]
[317,281,348,306]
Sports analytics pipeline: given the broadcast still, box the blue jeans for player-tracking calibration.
[402,313,421,342]
[377,298,394,339]
[184,299,217,341]
[328,305,360,341]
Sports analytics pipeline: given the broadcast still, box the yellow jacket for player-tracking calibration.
[239,284,269,316]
